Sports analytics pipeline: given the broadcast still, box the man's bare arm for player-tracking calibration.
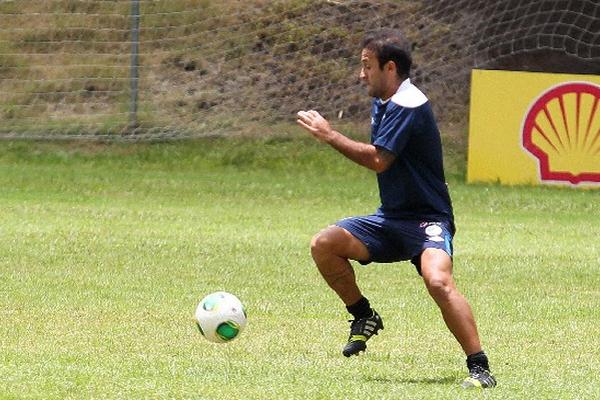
[297,110,395,173]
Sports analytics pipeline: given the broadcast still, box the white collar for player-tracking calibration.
[398,78,412,92]
[390,78,428,108]
[379,78,411,103]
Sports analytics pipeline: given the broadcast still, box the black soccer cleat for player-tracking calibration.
[342,310,383,357]
[461,365,497,389]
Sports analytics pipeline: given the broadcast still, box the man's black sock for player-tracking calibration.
[466,351,490,371]
[346,296,372,320]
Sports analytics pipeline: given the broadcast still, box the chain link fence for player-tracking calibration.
[1,0,598,140]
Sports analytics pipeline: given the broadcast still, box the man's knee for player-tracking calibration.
[310,227,337,261]
[310,225,370,265]
[424,274,454,301]
[421,249,455,302]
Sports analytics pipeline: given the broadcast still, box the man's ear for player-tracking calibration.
[385,60,397,75]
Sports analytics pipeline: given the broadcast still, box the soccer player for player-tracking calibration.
[296,29,496,389]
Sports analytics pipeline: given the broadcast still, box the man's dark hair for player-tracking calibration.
[362,29,412,79]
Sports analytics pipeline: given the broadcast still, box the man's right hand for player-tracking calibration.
[296,110,335,143]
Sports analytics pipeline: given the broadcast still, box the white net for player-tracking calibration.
[0,0,598,140]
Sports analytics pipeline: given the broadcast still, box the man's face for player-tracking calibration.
[360,48,386,98]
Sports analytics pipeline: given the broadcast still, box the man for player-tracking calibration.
[296,29,496,389]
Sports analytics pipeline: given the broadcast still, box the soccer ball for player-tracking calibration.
[194,291,247,343]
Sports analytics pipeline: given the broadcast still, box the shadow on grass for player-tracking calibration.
[365,375,457,386]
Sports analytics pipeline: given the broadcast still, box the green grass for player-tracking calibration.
[0,137,599,399]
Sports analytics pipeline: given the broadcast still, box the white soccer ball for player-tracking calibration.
[195,291,247,343]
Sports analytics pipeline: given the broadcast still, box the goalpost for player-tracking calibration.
[0,0,598,140]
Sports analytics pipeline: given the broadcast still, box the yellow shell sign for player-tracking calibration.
[468,69,600,188]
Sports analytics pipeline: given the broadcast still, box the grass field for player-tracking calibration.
[1,136,599,399]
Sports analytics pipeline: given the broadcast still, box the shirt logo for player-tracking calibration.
[522,82,600,185]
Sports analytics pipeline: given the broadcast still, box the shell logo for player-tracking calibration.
[522,82,600,185]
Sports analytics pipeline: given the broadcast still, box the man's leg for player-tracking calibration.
[310,225,383,356]
[419,248,496,388]
[420,248,481,354]
[310,225,369,305]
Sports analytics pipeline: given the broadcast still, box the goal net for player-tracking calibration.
[0,0,598,140]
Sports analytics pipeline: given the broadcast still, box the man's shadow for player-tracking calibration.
[364,375,458,385]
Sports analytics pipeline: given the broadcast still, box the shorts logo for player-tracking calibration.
[424,224,444,242]
[425,224,443,237]
[522,82,600,185]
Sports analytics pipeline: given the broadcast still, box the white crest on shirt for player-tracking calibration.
[389,78,428,108]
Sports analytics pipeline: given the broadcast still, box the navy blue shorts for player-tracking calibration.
[335,215,453,274]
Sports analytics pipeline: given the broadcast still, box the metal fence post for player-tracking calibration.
[129,0,140,133]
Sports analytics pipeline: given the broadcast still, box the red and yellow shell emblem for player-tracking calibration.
[522,82,600,185]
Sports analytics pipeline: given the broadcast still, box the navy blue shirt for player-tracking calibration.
[371,79,454,231]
